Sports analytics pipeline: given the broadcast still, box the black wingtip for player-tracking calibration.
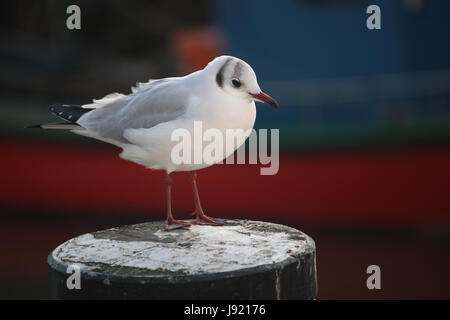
[26,124,42,128]
[48,103,93,123]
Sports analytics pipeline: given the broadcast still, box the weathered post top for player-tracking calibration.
[48,219,317,299]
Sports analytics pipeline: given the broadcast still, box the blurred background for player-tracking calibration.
[1,0,450,299]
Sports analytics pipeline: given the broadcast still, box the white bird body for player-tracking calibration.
[76,56,257,173]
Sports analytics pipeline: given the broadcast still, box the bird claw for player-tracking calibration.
[165,218,191,231]
[191,211,224,226]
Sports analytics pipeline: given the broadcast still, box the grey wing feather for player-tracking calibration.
[77,78,189,143]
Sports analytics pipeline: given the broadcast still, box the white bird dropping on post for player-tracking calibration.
[28,56,280,230]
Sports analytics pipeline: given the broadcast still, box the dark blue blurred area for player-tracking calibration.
[213,0,450,140]
[216,0,450,78]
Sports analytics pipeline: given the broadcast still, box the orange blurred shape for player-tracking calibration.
[171,26,225,74]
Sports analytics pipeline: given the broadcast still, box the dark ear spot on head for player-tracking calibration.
[215,58,232,88]
[232,62,244,79]
[216,70,223,87]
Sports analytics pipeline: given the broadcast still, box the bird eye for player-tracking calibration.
[231,79,241,88]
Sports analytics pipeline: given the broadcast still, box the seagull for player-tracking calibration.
[28,55,279,230]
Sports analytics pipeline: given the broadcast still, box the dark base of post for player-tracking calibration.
[48,220,317,299]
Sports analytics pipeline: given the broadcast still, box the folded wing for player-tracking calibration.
[77,78,190,144]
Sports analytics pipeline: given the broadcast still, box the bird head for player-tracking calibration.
[206,56,280,109]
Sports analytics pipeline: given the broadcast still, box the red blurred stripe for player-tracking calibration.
[2,140,450,224]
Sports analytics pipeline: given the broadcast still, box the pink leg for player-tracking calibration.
[189,171,224,226]
[165,172,190,231]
